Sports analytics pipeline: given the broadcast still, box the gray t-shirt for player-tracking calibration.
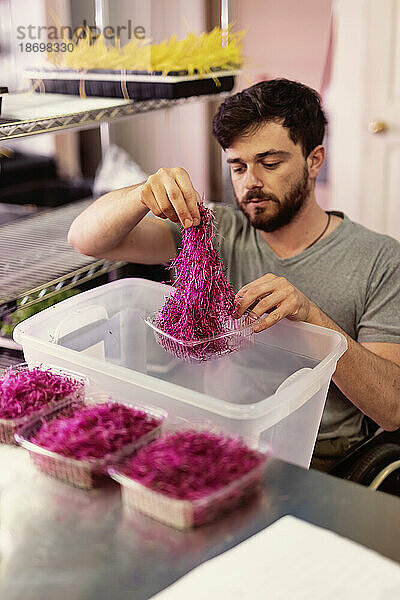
[167,205,400,441]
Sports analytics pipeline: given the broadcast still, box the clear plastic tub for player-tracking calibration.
[13,278,348,468]
[108,423,269,529]
[0,363,86,445]
[15,395,166,489]
[145,309,260,362]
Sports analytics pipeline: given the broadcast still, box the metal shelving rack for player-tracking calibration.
[0,199,125,319]
[0,92,232,142]
[0,0,231,349]
[0,86,233,326]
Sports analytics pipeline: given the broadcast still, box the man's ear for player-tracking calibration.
[307,145,325,179]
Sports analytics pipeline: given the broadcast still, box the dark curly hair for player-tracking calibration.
[212,78,327,158]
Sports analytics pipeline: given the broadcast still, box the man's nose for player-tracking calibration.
[244,166,263,189]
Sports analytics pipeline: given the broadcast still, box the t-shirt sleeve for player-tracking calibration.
[357,241,400,344]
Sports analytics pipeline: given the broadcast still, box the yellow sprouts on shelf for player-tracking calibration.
[48,26,244,75]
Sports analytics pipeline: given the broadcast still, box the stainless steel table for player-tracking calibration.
[0,445,399,600]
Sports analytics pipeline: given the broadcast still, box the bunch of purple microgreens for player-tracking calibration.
[121,429,266,525]
[31,402,161,461]
[0,367,83,421]
[156,202,238,361]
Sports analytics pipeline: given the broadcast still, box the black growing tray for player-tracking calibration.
[26,69,237,100]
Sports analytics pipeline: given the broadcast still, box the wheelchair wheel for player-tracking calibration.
[346,443,400,495]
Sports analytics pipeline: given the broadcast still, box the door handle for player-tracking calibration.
[368,120,388,134]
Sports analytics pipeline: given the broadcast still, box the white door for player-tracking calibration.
[329,0,400,240]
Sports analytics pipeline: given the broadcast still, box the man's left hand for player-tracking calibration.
[234,273,314,332]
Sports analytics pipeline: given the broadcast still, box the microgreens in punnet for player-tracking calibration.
[31,402,161,460]
[0,367,83,420]
[157,202,237,360]
[123,429,265,501]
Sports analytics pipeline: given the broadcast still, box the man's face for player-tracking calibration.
[226,121,312,232]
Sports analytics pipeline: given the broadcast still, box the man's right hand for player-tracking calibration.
[68,166,199,264]
[139,167,202,228]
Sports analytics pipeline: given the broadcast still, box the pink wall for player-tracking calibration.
[233,0,333,92]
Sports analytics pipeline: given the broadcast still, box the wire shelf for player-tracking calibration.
[0,348,24,373]
[0,199,125,317]
[0,92,230,141]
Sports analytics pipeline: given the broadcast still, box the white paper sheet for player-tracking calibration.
[152,515,400,600]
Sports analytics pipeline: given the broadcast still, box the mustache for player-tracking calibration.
[243,190,279,203]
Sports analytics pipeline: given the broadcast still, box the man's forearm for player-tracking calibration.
[68,183,148,256]
[307,303,400,431]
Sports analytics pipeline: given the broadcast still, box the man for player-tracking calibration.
[68,79,400,471]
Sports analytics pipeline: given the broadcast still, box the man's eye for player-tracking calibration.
[232,166,245,174]
[262,162,281,170]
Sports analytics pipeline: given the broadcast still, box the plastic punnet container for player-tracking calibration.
[14,278,348,468]
[15,394,166,489]
[145,308,260,362]
[0,362,86,445]
[108,421,269,529]
[110,457,268,529]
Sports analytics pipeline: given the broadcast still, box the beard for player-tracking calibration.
[235,164,310,232]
